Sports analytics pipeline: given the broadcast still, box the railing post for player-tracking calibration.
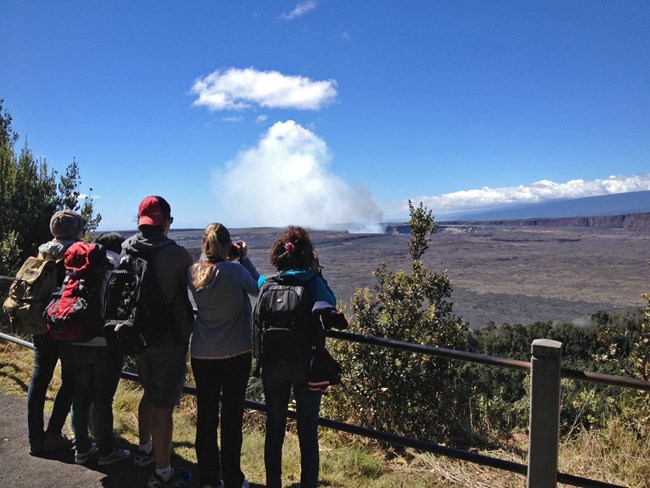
[527,339,562,488]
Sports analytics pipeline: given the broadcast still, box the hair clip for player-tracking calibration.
[284,242,295,253]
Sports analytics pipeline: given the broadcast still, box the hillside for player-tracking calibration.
[438,211,650,232]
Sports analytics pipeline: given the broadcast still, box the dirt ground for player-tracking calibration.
[173,224,650,329]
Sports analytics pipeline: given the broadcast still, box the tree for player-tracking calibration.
[0,100,101,276]
[325,201,473,445]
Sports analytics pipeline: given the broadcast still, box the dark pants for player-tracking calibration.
[27,332,74,444]
[262,365,322,488]
[70,345,123,456]
[191,353,251,488]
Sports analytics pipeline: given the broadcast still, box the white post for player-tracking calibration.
[527,339,562,488]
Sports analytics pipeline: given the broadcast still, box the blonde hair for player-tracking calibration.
[191,223,231,289]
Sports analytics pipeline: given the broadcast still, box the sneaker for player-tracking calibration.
[134,447,155,467]
[75,444,98,464]
[148,470,183,488]
[98,448,131,466]
[43,432,74,452]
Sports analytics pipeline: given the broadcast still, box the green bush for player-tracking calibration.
[324,202,473,445]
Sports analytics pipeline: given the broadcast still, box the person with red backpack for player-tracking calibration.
[26,210,85,456]
[62,233,131,466]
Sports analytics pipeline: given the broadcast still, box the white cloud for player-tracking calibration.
[212,120,383,232]
[406,173,650,215]
[191,67,337,112]
[256,114,268,124]
[222,115,244,123]
[281,0,319,20]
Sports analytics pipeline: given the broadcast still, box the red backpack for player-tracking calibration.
[45,242,107,342]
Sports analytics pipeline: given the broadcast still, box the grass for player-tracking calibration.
[2,340,649,487]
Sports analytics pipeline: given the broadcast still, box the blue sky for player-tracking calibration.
[2,1,649,231]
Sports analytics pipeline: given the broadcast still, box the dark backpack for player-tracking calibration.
[102,247,173,355]
[3,253,61,335]
[45,242,107,342]
[253,275,325,371]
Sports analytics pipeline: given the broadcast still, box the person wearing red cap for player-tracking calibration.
[121,196,194,488]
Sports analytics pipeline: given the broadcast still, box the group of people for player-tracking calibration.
[25,195,338,488]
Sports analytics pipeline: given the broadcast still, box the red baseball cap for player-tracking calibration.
[138,196,165,227]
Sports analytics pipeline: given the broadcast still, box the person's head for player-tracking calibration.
[137,195,172,234]
[50,210,86,242]
[269,226,316,271]
[191,223,232,289]
[202,223,232,261]
[93,232,125,254]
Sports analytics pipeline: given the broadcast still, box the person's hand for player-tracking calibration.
[237,240,248,258]
[227,240,247,262]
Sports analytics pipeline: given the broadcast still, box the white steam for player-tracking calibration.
[212,120,383,232]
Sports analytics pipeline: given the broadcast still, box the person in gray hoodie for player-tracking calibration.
[124,196,194,488]
[188,223,259,488]
[27,209,85,456]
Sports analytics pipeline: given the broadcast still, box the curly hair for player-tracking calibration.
[269,226,316,271]
[191,223,231,289]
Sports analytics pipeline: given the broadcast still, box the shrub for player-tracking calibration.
[324,201,473,445]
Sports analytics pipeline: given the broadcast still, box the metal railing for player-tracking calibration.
[2,274,647,487]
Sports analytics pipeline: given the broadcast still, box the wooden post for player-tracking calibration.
[527,339,562,488]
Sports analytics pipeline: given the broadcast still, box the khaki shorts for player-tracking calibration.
[136,340,188,408]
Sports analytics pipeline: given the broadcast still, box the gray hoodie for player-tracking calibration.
[38,239,76,287]
[189,257,260,359]
[38,239,75,260]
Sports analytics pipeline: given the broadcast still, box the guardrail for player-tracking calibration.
[2,274,646,487]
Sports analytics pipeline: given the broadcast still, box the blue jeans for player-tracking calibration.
[27,333,74,444]
[262,365,322,488]
[192,353,251,488]
[70,345,123,455]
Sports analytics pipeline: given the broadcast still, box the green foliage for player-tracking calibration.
[0,100,101,275]
[467,309,649,437]
[591,262,650,437]
[325,201,473,445]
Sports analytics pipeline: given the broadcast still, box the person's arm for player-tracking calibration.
[240,255,260,281]
[238,258,260,297]
[310,274,336,306]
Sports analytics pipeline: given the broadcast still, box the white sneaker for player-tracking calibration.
[98,448,131,466]
[75,443,98,464]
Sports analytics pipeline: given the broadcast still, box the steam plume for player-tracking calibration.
[212,120,384,232]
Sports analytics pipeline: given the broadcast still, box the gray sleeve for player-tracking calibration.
[239,257,260,297]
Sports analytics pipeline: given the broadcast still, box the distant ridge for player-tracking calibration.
[439,212,650,231]
[438,190,650,221]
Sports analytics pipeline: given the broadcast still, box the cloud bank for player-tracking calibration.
[281,0,319,20]
[413,173,650,215]
[212,120,383,232]
[191,67,337,111]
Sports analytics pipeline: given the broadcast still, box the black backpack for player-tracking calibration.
[45,242,107,342]
[102,247,173,355]
[253,275,325,371]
